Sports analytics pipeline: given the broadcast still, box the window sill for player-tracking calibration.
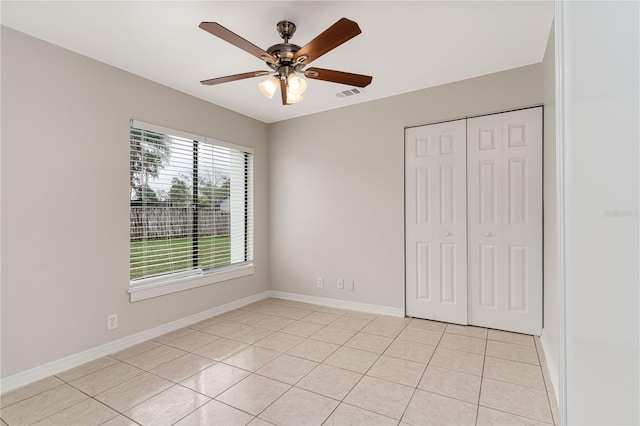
[128,264,255,302]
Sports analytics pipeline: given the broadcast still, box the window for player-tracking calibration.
[129,120,253,301]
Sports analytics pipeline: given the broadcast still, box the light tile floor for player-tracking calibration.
[1,298,559,425]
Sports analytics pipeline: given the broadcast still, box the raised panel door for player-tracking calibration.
[467,107,542,334]
[405,120,467,324]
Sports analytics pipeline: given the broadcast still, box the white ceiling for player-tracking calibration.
[1,1,554,124]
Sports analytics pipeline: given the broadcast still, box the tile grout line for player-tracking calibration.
[338,319,410,422]
[246,315,380,423]
[249,310,354,424]
[388,318,439,424]
[476,404,555,425]
[1,381,69,411]
[2,383,92,426]
[475,340,488,426]
[402,327,488,417]
[65,321,267,425]
[290,316,413,423]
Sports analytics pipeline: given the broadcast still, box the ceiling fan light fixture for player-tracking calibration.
[258,75,279,99]
[286,92,303,104]
[287,74,307,96]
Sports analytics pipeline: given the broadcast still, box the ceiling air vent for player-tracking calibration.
[336,88,365,98]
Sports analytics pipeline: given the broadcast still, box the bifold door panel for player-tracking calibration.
[405,119,467,324]
[467,108,542,334]
[405,107,542,335]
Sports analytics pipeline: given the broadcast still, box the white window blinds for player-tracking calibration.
[129,120,253,285]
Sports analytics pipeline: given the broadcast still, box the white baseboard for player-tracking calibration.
[0,290,270,394]
[268,290,405,317]
[540,333,561,407]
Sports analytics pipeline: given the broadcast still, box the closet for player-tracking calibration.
[405,107,542,335]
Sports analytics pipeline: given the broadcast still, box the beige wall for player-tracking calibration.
[269,64,544,309]
[1,27,269,377]
[540,21,560,397]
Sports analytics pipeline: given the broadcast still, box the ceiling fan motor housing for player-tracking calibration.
[266,43,300,67]
[266,21,306,74]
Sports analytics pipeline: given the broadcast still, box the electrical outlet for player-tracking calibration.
[347,280,355,292]
[316,277,324,288]
[337,278,344,289]
[106,313,118,331]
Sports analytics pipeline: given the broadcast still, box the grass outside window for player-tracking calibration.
[130,236,230,281]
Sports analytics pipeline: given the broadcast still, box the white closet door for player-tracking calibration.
[467,107,542,335]
[405,120,467,324]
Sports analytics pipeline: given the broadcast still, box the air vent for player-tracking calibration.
[336,88,365,98]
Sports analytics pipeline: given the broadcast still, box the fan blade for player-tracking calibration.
[293,18,361,64]
[199,22,277,63]
[304,68,372,87]
[200,71,271,86]
[280,78,288,105]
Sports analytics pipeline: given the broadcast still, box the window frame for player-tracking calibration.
[128,120,255,302]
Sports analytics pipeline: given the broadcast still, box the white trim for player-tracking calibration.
[554,2,568,424]
[540,334,561,407]
[130,119,205,142]
[0,291,269,395]
[129,264,255,302]
[131,268,205,287]
[129,120,252,154]
[268,291,405,317]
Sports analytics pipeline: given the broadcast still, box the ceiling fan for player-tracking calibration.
[199,18,373,105]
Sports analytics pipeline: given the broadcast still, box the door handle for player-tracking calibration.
[444,231,452,237]
[484,232,492,237]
